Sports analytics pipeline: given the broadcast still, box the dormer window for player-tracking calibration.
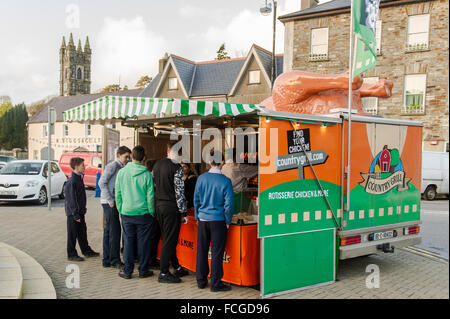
[168,77,178,90]
[248,70,261,84]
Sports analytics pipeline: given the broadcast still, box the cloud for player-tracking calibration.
[92,16,167,91]
[0,44,56,104]
[173,0,301,60]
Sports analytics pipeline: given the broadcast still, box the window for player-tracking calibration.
[248,70,261,84]
[310,28,328,60]
[51,162,60,173]
[92,156,102,168]
[85,124,91,136]
[42,163,48,177]
[63,124,69,137]
[76,66,84,80]
[168,77,178,90]
[407,14,430,51]
[376,20,382,54]
[404,74,426,114]
[362,77,379,115]
[42,125,48,138]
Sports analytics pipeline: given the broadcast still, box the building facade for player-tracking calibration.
[280,0,449,152]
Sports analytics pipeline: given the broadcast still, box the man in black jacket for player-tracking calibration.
[152,141,189,283]
[65,157,99,261]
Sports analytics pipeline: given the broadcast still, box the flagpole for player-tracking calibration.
[346,1,354,215]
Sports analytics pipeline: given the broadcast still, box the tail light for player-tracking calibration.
[404,226,420,235]
[340,235,361,246]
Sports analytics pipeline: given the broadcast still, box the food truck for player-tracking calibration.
[63,94,422,298]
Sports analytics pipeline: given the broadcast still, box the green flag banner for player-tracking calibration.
[352,0,381,78]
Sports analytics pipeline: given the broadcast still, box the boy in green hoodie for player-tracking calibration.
[115,145,154,279]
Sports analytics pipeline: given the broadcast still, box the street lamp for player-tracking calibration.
[260,0,277,88]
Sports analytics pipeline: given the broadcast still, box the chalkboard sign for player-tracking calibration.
[287,129,311,154]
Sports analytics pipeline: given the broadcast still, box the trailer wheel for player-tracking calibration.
[425,185,437,201]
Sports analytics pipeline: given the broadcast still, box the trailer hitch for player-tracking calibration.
[378,243,395,253]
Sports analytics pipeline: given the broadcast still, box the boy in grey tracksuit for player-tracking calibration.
[99,146,131,268]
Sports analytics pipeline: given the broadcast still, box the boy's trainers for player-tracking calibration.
[174,266,189,277]
[158,272,181,284]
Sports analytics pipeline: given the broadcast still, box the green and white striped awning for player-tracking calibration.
[63,96,262,122]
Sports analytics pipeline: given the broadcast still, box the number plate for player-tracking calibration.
[0,190,15,196]
[372,230,394,241]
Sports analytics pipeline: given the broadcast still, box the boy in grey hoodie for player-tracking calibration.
[99,146,131,268]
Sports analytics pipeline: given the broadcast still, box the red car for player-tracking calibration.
[59,152,102,188]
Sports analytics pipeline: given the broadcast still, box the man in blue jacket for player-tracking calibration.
[194,151,233,292]
[65,157,99,261]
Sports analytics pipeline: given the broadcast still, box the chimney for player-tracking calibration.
[158,52,169,74]
[300,0,319,11]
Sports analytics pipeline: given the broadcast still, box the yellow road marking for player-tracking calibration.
[406,246,445,258]
[402,247,448,264]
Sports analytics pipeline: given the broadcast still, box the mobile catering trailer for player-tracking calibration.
[63,96,423,298]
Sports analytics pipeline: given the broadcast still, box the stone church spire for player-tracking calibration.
[84,36,91,54]
[68,33,75,48]
[77,39,82,52]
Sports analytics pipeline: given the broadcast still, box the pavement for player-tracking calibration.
[0,192,448,299]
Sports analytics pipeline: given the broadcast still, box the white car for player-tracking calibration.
[0,160,67,205]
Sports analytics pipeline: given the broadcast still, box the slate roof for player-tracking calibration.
[140,45,284,99]
[255,47,284,79]
[171,57,196,94]
[139,73,161,98]
[28,89,142,123]
[189,59,245,97]
[279,0,392,20]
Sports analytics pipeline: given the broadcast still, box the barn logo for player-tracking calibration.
[359,145,411,195]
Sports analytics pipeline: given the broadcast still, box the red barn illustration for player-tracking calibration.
[379,145,391,172]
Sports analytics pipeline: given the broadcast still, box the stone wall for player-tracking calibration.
[284,0,449,151]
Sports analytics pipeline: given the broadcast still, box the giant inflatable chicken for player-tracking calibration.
[260,70,393,115]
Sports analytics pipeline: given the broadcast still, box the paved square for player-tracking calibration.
[0,192,447,299]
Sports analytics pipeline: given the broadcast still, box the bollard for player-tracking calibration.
[95,171,101,198]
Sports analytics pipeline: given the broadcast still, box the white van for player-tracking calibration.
[421,151,449,200]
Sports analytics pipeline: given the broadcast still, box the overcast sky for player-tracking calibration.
[0,0,331,105]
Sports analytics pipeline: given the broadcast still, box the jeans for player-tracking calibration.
[121,214,153,275]
[102,204,121,266]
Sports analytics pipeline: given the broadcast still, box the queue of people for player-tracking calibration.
[64,144,234,292]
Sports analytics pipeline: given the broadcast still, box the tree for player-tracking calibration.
[27,95,56,117]
[0,103,28,150]
[135,75,152,89]
[0,101,13,118]
[100,84,121,93]
[216,43,231,60]
[100,84,131,93]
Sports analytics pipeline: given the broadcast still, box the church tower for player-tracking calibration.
[60,33,91,96]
